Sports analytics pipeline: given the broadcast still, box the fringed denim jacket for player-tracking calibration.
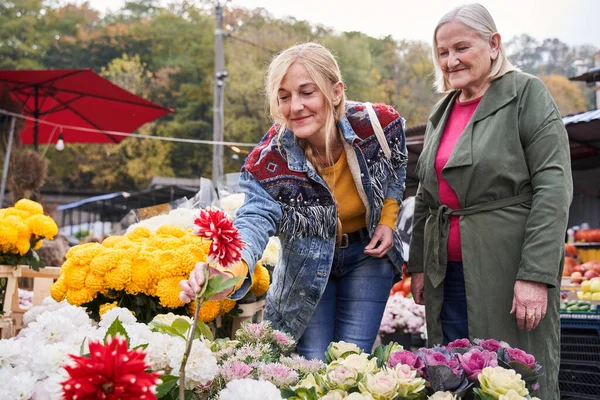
[231,101,408,340]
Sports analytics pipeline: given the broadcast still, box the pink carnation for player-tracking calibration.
[456,349,498,381]
[507,348,536,368]
[388,350,425,374]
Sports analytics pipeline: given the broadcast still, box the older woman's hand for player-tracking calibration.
[410,272,426,305]
[364,225,393,258]
[510,280,548,331]
[178,262,235,303]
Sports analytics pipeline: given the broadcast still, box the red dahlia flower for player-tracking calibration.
[61,335,161,400]
[193,207,244,267]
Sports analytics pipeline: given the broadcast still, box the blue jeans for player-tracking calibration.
[296,233,395,360]
[441,261,469,344]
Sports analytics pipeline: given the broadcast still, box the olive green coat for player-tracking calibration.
[408,71,573,399]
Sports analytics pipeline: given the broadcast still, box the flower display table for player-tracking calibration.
[0,264,60,337]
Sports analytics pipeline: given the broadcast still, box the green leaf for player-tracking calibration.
[280,387,319,400]
[171,318,192,336]
[156,374,178,398]
[184,390,195,400]
[104,317,130,347]
[132,343,149,350]
[203,275,244,300]
[196,319,214,341]
[149,322,186,339]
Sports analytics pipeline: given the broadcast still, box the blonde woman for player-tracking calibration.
[408,4,572,398]
[180,43,408,360]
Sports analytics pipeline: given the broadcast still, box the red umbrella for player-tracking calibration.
[0,68,173,149]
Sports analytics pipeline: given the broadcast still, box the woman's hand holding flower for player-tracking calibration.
[179,262,236,303]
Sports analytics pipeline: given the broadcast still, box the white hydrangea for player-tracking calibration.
[99,306,137,327]
[0,367,37,400]
[145,331,185,371]
[22,298,70,326]
[169,339,218,389]
[0,338,22,369]
[33,369,69,400]
[219,193,246,218]
[127,207,198,232]
[24,312,79,344]
[218,378,283,400]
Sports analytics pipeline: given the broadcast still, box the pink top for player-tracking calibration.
[434,96,482,261]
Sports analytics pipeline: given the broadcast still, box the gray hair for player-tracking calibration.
[432,3,517,92]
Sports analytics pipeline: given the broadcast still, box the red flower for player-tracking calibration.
[61,335,161,400]
[193,207,244,267]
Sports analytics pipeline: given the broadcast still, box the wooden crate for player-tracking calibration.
[231,299,266,334]
[0,265,61,336]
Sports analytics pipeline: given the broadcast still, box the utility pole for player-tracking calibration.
[212,1,227,186]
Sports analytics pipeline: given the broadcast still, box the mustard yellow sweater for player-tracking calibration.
[321,151,399,234]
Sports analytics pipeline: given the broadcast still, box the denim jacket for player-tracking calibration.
[231,101,408,340]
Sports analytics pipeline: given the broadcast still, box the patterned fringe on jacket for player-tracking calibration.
[279,203,338,238]
[368,140,408,213]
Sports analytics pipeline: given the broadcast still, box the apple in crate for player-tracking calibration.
[590,277,600,293]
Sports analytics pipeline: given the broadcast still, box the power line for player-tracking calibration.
[228,35,277,54]
[0,108,257,148]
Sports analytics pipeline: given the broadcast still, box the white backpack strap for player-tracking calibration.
[365,102,391,159]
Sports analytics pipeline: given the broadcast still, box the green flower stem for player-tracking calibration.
[179,267,210,400]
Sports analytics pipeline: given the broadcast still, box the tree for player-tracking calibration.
[539,74,587,116]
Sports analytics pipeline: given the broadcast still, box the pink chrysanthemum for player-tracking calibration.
[193,208,244,267]
[61,335,161,400]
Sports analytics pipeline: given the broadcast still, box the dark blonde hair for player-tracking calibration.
[432,3,517,92]
[265,43,346,171]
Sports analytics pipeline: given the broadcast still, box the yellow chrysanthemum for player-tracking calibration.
[4,215,30,247]
[50,275,68,301]
[2,207,30,220]
[220,299,237,314]
[152,250,178,280]
[125,226,152,241]
[33,239,43,250]
[251,262,270,296]
[85,273,105,293]
[126,253,154,295]
[101,235,128,248]
[156,224,187,238]
[14,199,43,215]
[147,234,180,251]
[64,265,90,290]
[0,224,18,247]
[26,214,58,239]
[66,243,105,266]
[174,246,201,276]
[89,249,122,275]
[14,238,31,256]
[198,300,221,322]
[156,276,187,309]
[104,259,132,291]
[99,301,118,317]
[66,287,96,306]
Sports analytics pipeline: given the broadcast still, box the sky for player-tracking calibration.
[83,0,600,49]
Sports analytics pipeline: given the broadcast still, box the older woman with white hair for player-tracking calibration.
[408,3,572,398]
